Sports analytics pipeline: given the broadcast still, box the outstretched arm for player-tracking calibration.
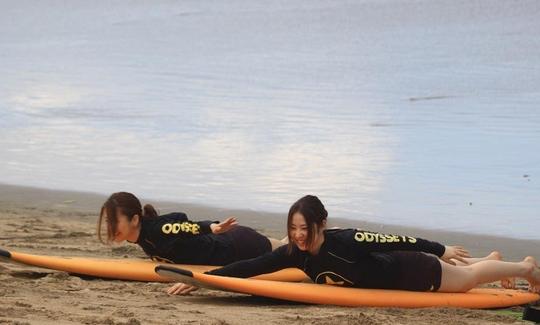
[167,245,303,295]
[350,229,469,260]
[156,213,238,237]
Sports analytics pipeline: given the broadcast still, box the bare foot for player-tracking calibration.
[488,252,516,289]
[523,256,540,293]
[487,251,502,260]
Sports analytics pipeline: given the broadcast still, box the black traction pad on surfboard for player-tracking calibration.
[523,306,540,323]
[155,265,222,291]
[0,248,12,259]
[156,265,193,277]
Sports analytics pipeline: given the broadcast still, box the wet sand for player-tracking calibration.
[0,183,538,324]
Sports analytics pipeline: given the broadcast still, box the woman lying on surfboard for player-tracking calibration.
[167,195,540,295]
[97,192,285,265]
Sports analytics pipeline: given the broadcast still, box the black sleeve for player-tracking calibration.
[207,245,303,278]
[194,219,216,234]
[348,229,446,257]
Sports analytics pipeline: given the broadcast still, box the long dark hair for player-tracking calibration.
[286,195,328,253]
[97,192,158,244]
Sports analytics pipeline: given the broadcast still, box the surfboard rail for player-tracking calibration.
[155,265,540,309]
[0,248,307,283]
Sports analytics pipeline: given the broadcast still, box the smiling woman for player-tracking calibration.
[287,195,328,254]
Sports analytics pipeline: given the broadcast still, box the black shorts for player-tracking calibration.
[386,251,442,292]
[227,226,272,261]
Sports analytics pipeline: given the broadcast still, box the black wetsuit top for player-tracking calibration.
[208,228,446,290]
[136,212,270,265]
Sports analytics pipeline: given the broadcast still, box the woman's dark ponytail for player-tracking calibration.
[143,204,158,219]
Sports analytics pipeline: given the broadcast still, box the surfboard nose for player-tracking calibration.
[0,248,12,258]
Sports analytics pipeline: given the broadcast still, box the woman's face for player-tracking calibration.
[290,212,326,252]
[111,212,139,243]
[290,212,310,251]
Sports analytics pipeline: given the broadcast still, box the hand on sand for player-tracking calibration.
[441,246,471,265]
[210,217,238,234]
[167,282,199,295]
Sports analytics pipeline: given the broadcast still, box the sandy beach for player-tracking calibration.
[0,183,538,324]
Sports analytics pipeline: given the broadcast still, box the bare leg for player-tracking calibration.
[451,251,515,289]
[268,237,286,250]
[438,256,540,293]
[452,251,501,266]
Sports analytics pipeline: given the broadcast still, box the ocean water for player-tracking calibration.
[0,0,539,239]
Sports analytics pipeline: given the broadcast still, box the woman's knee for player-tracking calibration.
[459,267,478,291]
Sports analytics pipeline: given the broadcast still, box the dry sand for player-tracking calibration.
[0,183,538,324]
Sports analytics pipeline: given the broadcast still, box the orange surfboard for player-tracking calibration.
[0,248,307,282]
[155,265,540,309]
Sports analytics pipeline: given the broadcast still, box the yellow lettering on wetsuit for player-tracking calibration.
[354,231,417,244]
[162,224,173,234]
[161,222,201,235]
